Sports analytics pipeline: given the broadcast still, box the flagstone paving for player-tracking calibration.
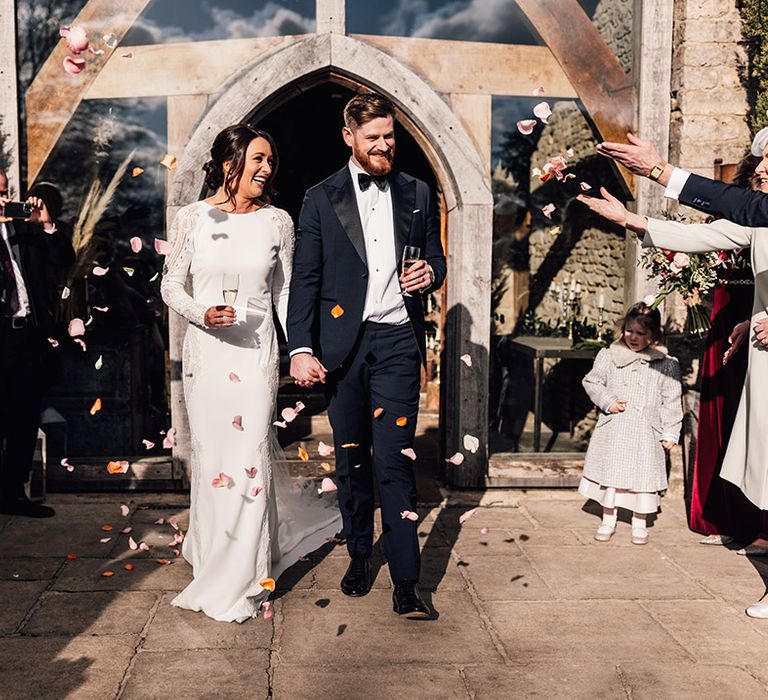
[1,489,768,699]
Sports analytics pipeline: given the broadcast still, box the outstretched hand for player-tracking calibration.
[596,133,662,178]
[577,187,649,234]
[723,320,750,365]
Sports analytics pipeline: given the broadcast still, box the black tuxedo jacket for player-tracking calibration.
[5,220,74,333]
[287,166,446,372]
[679,173,768,227]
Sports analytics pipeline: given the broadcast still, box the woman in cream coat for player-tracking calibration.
[577,174,768,618]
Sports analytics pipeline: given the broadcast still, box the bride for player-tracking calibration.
[161,124,340,622]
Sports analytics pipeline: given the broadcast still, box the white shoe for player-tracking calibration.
[594,524,615,542]
[746,602,768,619]
[699,534,732,546]
[631,528,648,545]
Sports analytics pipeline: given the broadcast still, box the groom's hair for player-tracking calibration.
[343,92,396,130]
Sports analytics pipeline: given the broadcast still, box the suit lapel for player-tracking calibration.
[326,169,367,267]
[390,173,416,265]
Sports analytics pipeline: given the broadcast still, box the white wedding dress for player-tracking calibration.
[161,200,340,622]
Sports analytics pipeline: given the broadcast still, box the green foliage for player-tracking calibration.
[740,0,768,131]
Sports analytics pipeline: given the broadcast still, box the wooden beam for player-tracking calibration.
[84,35,578,101]
[316,0,344,34]
[450,94,491,174]
[0,0,21,195]
[354,35,577,99]
[25,0,151,185]
[516,0,636,195]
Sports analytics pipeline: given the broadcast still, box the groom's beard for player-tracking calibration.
[353,144,394,176]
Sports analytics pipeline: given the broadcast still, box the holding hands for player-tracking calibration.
[290,353,327,388]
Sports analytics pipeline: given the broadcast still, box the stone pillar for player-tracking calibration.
[0,0,21,195]
[316,0,344,34]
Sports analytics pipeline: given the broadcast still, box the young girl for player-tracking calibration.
[579,302,683,544]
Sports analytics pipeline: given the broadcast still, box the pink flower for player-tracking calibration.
[672,252,690,269]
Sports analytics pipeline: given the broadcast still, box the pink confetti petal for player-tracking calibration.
[92,265,109,276]
[281,407,297,422]
[516,119,537,135]
[463,434,480,454]
[48,337,60,348]
[566,148,574,157]
[295,401,306,413]
[445,452,465,466]
[142,439,155,450]
[232,415,244,431]
[400,510,419,521]
[532,86,545,96]
[460,353,472,367]
[74,338,87,352]
[129,237,142,253]
[400,448,417,461]
[228,372,241,382]
[318,477,337,494]
[172,548,181,557]
[579,181,592,191]
[263,601,273,620]
[459,508,478,525]
[162,427,176,449]
[154,238,171,256]
[480,527,490,535]
[533,101,552,123]
[273,420,287,429]
[93,306,109,312]
[154,518,165,525]
[169,517,179,530]
[120,504,130,517]
[128,536,139,550]
[68,318,85,337]
[121,526,132,534]
[62,56,86,75]
[60,25,89,53]
[250,486,262,497]
[542,203,556,220]
[245,467,258,479]
[318,441,334,457]
[211,472,233,488]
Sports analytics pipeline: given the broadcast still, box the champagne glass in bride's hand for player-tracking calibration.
[400,246,421,297]
[222,273,239,306]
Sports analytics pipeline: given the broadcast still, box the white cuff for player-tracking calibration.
[43,223,57,234]
[663,168,691,201]
[290,347,313,357]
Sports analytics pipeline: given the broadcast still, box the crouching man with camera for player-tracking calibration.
[0,168,74,517]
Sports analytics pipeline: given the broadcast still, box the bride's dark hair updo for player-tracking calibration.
[202,124,279,206]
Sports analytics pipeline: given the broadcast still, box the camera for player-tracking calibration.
[2,202,33,219]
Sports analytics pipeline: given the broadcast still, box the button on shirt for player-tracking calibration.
[348,160,408,326]
[0,223,31,318]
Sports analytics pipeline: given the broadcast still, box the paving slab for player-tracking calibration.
[619,662,768,698]
[486,601,688,664]
[23,590,157,636]
[0,557,61,581]
[641,600,768,665]
[272,664,468,699]
[143,593,273,650]
[459,555,555,601]
[437,506,534,531]
[278,590,503,665]
[313,553,393,591]
[440,525,525,558]
[0,635,138,700]
[462,662,626,699]
[513,527,583,547]
[53,557,192,592]
[0,580,48,634]
[524,544,710,600]
[0,519,120,558]
[121,648,269,699]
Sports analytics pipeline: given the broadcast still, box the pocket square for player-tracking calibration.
[412,209,420,213]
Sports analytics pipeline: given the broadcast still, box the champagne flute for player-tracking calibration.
[222,273,239,306]
[400,245,421,298]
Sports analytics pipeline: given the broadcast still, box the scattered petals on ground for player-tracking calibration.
[120,504,130,517]
[459,508,478,525]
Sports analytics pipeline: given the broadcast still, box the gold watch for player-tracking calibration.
[649,162,666,182]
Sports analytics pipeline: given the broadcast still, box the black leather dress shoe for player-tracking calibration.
[393,580,431,618]
[341,556,372,597]
[0,496,55,518]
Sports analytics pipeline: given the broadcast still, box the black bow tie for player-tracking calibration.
[357,173,389,192]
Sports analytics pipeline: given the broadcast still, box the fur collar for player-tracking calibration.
[608,341,668,367]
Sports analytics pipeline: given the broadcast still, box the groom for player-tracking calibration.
[287,92,446,617]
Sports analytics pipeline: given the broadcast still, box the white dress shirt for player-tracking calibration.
[0,222,31,318]
[663,167,692,201]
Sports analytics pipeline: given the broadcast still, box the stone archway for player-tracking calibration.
[168,33,493,487]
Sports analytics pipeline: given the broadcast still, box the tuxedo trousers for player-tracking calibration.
[0,324,43,500]
[325,321,421,583]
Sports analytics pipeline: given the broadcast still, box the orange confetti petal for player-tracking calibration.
[155,559,172,565]
[89,397,102,416]
[100,524,113,532]
[123,563,135,571]
[259,577,276,592]
[396,416,408,427]
[106,460,129,474]
[159,153,177,170]
[100,571,115,578]
[131,167,144,177]
[298,445,309,461]
[373,407,384,419]
[320,462,333,472]
[331,304,344,318]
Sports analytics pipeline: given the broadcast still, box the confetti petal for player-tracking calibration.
[60,457,75,472]
[89,398,102,416]
[373,407,384,419]
[142,439,155,450]
[516,119,537,135]
[400,510,419,521]
[579,181,592,191]
[341,443,359,449]
[149,272,159,282]
[123,267,135,276]
[395,416,408,427]
[400,448,417,461]
[211,472,233,488]
[103,33,118,49]
[162,427,176,449]
[320,462,332,472]
[318,477,337,494]
[74,338,87,352]
[155,558,172,565]
[273,420,287,428]
[107,460,129,474]
[532,85,545,96]
[228,371,241,382]
[480,527,490,535]
[101,524,113,532]
[61,286,70,300]
[281,407,298,422]
[66,554,78,560]
[318,441,334,457]
[245,467,258,478]
[259,577,276,592]
[60,25,89,54]
[121,52,133,59]
[93,306,109,312]
[129,236,142,252]
[101,571,115,578]
[48,337,60,348]
[169,517,179,530]
[232,415,244,431]
[463,434,480,454]
[154,518,165,525]
[460,353,472,367]
[68,318,85,337]
[131,168,144,178]
[445,452,465,465]
[263,601,273,619]
[459,508,478,525]
[154,238,171,255]
[250,486,262,497]
[92,265,109,276]
[94,355,103,370]
[331,304,344,318]
[121,527,132,534]
[120,504,130,517]
[159,154,177,170]
[62,56,86,74]
[123,563,135,571]
[542,203,556,220]
[298,445,309,461]
[88,47,104,56]
[533,101,552,123]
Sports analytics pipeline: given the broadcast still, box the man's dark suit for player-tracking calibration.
[287,165,445,583]
[680,174,768,227]
[0,220,74,503]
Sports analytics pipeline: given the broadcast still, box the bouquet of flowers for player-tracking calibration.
[640,248,725,336]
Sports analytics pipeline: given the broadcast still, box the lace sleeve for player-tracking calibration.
[160,204,208,327]
[270,208,295,337]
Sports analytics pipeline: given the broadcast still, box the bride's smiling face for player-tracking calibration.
[227,136,274,201]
